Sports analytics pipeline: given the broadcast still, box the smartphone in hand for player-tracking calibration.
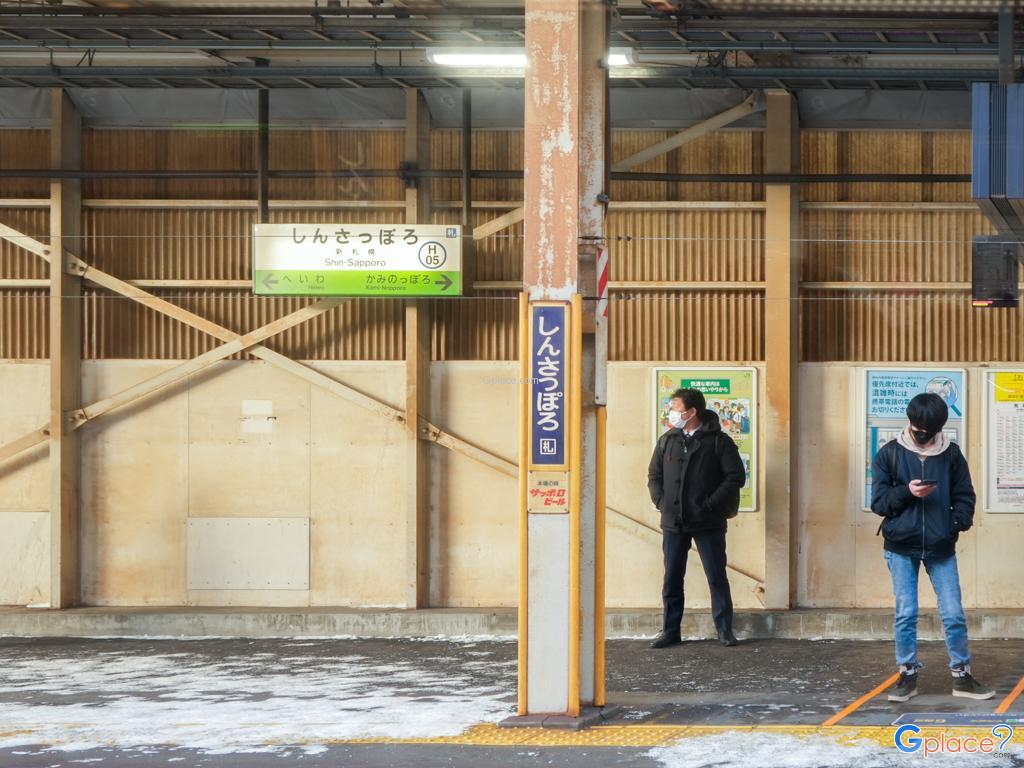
[917,479,938,487]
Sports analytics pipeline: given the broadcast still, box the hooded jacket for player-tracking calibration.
[871,438,976,560]
[647,410,746,533]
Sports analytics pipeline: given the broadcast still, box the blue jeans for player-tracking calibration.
[884,550,970,670]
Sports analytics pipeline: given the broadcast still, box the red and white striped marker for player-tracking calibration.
[596,246,609,319]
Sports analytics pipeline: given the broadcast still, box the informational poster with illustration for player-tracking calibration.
[863,369,966,509]
[653,368,757,512]
[985,371,1024,513]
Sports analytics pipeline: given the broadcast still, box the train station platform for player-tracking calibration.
[1,635,1022,767]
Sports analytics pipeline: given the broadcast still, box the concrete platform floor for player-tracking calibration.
[2,638,1024,768]
[2,636,1024,767]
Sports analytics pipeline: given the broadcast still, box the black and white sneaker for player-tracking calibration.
[888,671,919,702]
[952,667,995,700]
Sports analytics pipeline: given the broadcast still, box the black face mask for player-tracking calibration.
[911,428,936,445]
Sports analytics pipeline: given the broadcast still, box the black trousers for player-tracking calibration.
[661,527,734,635]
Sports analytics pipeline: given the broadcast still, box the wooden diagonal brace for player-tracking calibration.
[68,298,344,430]
[0,224,766,595]
[473,205,525,241]
[612,92,764,173]
[0,425,50,465]
[72,259,403,425]
[0,223,51,262]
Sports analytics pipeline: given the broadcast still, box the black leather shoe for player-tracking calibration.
[650,630,682,649]
[718,629,738,647]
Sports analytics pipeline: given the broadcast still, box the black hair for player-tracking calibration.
[906,392,948,433]
[670,387,706,414]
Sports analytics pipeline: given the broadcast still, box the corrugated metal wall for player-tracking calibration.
[0,140,50,358]
[2,127,1022,362]
[798,130,1023,362]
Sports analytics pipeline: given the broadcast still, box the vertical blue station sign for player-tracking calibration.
[529,303,570,468]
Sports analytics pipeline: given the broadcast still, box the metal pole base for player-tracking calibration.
[498,705,622,731]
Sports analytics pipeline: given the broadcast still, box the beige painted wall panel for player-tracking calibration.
[605,364,662,608]
[796,365,858,607]
[187,517,309,590]
[604,364,766,610]
[0,362,49,514]
[853,506,904,608]
[307,362,406,607]
[974,516,1024,607]
[188,361,311,518]
[6,353,1018,610]
[428,362,518,607]
[0,511,49,606]
[796,364,1017,610]
[80,361,188,606]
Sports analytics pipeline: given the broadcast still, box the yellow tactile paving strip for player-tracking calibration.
[332,723,1024,747]
[7,723,1024,749]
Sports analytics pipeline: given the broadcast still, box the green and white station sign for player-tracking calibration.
[252,223,462,297]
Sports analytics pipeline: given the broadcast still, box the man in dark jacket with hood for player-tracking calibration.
[647,388,746,649]
[872,392,994,702]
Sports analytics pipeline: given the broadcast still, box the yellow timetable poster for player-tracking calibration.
[988,371,1024,512]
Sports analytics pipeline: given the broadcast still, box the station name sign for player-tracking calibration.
[252,223,462,297]
[529,303,570,468]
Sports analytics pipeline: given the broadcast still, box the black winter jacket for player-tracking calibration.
[647,410,746,533]
[870,439,976,560]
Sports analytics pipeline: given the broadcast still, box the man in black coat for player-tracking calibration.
[647,387,746,648]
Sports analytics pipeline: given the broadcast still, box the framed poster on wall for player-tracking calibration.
[653,367,757,512]
[862,368,966,510]
[984,370,1024,513]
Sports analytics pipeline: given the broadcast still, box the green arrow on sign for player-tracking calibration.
[437,273,453,292]
[262,273,279,291]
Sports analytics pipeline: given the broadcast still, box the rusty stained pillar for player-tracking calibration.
[520,0,608,718]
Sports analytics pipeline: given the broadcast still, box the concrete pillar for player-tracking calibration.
[764,91,799,610]
[520,0,608,718]
[49,88,82,608]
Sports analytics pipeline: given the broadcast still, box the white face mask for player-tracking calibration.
[668,410,686,429]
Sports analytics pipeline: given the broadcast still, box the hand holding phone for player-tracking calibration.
[909,479,938,498]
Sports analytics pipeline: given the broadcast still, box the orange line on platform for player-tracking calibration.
[822,673,900,727]
[996,676,1024,714]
